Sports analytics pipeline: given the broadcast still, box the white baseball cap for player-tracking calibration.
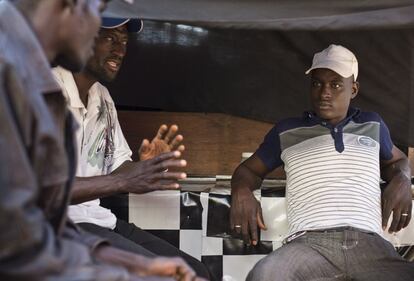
[305,44,358,81]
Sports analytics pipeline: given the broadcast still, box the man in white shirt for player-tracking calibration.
[53,17,209,279]
[230,44,414,281]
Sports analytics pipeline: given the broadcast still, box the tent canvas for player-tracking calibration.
[105,0,414,147]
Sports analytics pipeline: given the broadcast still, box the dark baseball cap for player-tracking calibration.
[101,17,143,33]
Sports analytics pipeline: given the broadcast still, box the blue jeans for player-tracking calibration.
[246,227,414,281]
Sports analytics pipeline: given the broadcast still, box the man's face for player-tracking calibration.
[310,68,359,126]
[56,0,107,71]
[85,25,129,82]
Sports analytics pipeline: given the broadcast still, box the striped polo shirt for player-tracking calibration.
[256,107,393,236]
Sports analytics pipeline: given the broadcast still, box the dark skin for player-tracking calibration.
[14,1,200,280]
[19,1,203,280]
[95,246,203,281]
[16,0,106,70]
[71,26,185,204]
[230,68,412,245]
[70,23,205,281]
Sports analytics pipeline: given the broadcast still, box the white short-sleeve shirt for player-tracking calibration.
[53,67,132,229]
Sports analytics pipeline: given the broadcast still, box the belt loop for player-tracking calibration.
[283,231,307,244]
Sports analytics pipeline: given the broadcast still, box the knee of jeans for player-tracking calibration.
[246,252,291,281]
[247,243,325,281]
[246,259,272,281]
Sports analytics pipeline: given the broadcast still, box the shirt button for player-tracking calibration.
[334,128,338,133]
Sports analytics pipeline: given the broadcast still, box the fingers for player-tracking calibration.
[230,191,263,246]
[151,151,182,164]
[403,202,412,229]
[230,207,241,232]
[145,125,183,159]
[150,173,187,190]
[152,182,180,190]
[153,172,187,180]
[249,202,266,245]
[249,212,258,245]
[169,135,184,151]
[395,208,411,232]
[382,205,412,233]
[131,277,175,281]
[154,125,181,147]
[139,139,151,155]
[154,124,168,141]
[145,257,198,281]
[171,258,196,281]
[396,212,407,232]
[146,177,186,191]
[403,211,411,229]
[230,204,246,240]
[155,159,187,173]
[389,209,401,233]
[193,278,208,281]
[257,205,267,231]
[163,125,179,144]
[144,160,187,191]
[230,199,243,235]
[381,199,392,231]
[242,204,258,245]
[241,220,250,245]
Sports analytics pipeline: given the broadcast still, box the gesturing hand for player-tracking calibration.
[130,277,175,281]
[382,173,412,233]
[230,188,267,246]
[137,257,207,281]
[139,125,185,161]
[115,151,187,194]
[95,246,205,281]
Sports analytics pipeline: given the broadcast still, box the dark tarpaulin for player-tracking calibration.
[105,1,414,148]
[105,0,414,30]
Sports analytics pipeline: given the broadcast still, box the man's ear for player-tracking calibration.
[351,81,359,99]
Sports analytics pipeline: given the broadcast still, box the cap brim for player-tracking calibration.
[101,17,143,33]
[305,60,354,79]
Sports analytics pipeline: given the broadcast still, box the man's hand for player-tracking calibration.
[139,125,185,161]
[130,277,175,281]
[95,246,206,281]
[382,173,412,233]
[230,187,266,246]
[115,151,187,194]
[380,146,412,234]
[229,156,270,246]
[137,257,206,281]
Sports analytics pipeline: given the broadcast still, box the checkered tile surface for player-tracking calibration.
[101,178,414,281]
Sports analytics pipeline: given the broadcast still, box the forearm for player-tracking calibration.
[71,161,139,204]
[380,148,413,232]
[381,158,411,184]
[231,163,264,194]
[70,174,122,204]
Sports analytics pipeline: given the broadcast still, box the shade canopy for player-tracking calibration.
[105,1,414,147]
[106,0,414,30]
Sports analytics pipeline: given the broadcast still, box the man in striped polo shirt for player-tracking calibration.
[230,44,414,280]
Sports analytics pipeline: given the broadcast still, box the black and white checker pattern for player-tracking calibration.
[124,182,282,281]
[102,178,414,281]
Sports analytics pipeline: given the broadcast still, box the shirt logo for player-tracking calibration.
[357,136,376,147]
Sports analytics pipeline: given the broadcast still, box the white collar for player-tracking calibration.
[54,66,102,110]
